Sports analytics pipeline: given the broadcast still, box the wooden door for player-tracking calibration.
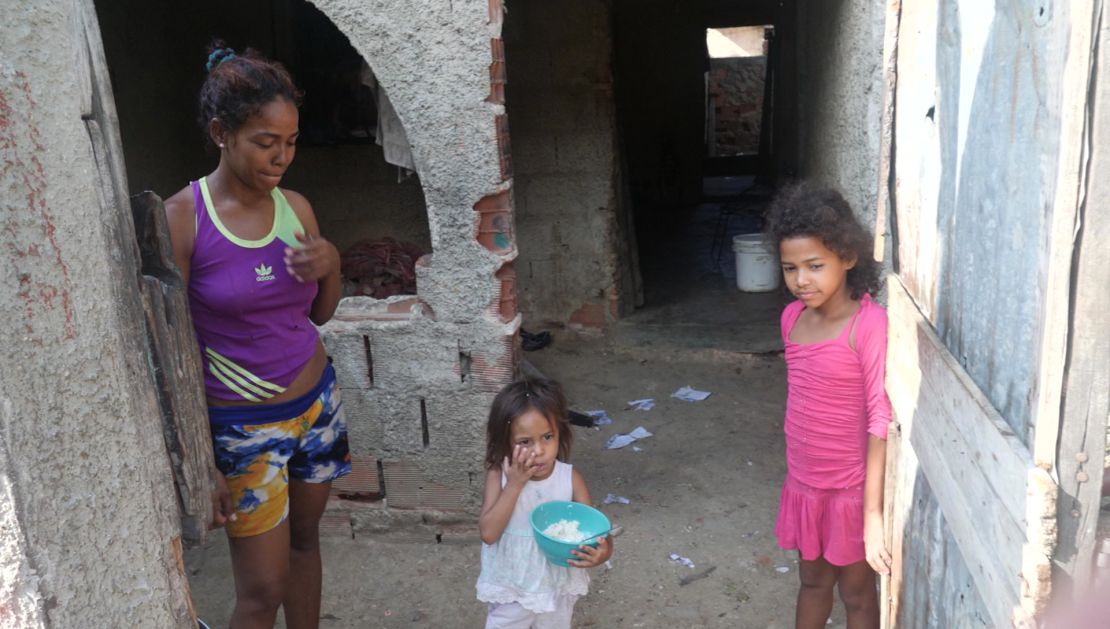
[875,1,1104,626]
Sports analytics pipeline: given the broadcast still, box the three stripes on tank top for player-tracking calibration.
[206,347,287,402]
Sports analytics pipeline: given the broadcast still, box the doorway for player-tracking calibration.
[595,0,887,353]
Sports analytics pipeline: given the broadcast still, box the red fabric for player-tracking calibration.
[340,238,424,298]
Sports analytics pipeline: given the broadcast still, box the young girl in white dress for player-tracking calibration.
[476,378,614,629]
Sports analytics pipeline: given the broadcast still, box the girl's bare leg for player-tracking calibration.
[796,556,838,629]
[837,559,879,629]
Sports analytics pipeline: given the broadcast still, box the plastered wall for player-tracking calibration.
[1,1,194,625]
[795,0,886,227]
[307,0,520,528]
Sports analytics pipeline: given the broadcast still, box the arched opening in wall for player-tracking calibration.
[96,0,430,301]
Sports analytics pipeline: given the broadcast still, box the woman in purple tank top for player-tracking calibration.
[164,42,351,629]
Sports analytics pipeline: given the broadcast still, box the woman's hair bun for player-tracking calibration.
[206,46,237,73]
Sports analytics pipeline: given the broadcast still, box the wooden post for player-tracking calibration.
[1052,3,1110,593]
[873,0,902,267]
[875,2,903,626]
[132,191,213,544]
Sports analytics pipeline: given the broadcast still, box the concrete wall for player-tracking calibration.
[281,146,429,253]
[304,0,518,529]
[1,1,194,625]
[504,0,622,326]
[95,0,431,253]
[795,0,886,227]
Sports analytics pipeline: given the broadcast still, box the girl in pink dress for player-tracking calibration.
[766,184,892,629]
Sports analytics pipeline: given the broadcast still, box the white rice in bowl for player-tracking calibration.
[542,519,587,543]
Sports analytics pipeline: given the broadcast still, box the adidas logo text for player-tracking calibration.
[254,263,275,282]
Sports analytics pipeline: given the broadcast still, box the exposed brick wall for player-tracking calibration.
[473,190,514,254]
[568,302,607,330]
[491,262,517,323]
[322,305,502,535]
[495,113,513,181]
[471,333,516,393]
[708,56,766,156]
[488,38,506,104]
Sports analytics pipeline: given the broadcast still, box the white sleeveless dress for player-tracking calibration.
[476,460,590,613]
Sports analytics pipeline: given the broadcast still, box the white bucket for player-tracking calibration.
[732,234,780,292]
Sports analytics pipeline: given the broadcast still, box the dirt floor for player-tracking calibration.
[187,330,852,628]
[186,202,854,627]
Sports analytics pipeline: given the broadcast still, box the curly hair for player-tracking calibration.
[197,40,302,147]
[485,378,573,471]
[764,182,882,299]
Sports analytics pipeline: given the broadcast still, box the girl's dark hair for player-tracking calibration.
[764,182,882,299]
[485,378,573,471]
[197,41,302,146]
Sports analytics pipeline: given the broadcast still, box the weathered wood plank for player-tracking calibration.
[887,277,1054,627]
[888,279,1033,527]
[1052,2,1110,592]
[889,0,939,315]
[132,191,212,544]
[877,4,903,626]
[896,470,994,629]
[872,0,901,266]
[881,415,902,628]
[1029,0,1099,472]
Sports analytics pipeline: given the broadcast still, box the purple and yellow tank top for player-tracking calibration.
[188,177,319,402]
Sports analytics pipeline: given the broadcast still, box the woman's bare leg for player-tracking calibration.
[282,479,333,629]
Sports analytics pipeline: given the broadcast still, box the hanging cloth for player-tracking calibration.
[361,62,416,177]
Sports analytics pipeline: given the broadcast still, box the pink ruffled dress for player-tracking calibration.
[774,294,892,566]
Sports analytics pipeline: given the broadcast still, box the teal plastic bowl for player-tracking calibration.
[530,500,611,567]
